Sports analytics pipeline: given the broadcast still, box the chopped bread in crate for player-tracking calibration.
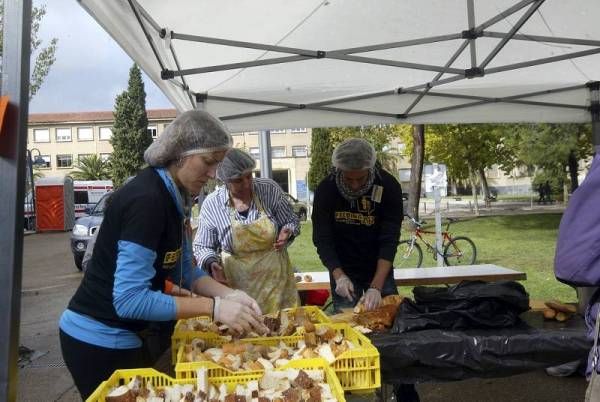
[101,367,339,402]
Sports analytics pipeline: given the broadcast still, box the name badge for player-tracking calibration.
[371,185,383,203]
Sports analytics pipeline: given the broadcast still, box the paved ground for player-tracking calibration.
[17,228,587,401]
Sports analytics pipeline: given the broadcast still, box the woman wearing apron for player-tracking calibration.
[194,149,300,314]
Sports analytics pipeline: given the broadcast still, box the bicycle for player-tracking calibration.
[397,214,477,268]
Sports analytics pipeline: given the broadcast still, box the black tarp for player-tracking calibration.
[392,281,530,333]
[371,308,590,383]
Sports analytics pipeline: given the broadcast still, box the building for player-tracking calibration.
[29,110,548,199]
[27,110,313,200]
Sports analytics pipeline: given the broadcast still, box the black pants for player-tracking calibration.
[59,329,144,400]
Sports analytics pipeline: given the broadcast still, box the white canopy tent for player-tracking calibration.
[77,0,600,133]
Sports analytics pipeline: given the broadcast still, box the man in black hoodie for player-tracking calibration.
[312,138,403,313]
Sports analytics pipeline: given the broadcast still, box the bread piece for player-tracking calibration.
[555,311,571,322]
[542,308,557,320]
[545,300,577,314]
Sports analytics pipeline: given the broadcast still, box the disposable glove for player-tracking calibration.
[213,297,267,335]
[335,274,355,302]
[364,288,382,311]
[223,289,262,316]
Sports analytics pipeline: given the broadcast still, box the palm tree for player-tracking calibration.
[70,155,111,180]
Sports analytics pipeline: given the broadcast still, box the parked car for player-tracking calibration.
[70,191,112,270]
[284,193,308,221]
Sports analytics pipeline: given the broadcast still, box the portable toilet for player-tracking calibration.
[35,176,75,232]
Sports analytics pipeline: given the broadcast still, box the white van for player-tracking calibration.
[74,180,113,217]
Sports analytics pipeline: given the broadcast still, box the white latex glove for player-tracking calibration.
[335,274,355,302]
[223,289,262,316]
[213,297,268,335]
[364,288,382,311]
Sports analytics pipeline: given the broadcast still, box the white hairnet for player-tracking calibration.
[144,110,232,167]
[332,138,376,170]
[217,148,256,182]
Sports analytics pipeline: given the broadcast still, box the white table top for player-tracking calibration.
[296,264,526,290]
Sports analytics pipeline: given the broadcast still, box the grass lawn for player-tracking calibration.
[287,213,577,302]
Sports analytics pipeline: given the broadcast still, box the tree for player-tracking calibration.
[502,123,592,194]
[328,125,410,175]
[307,128,333,191]
[424,124,505,214]
[109,64,151,187]
[0,3,58,99]
[69,155,111,180]
[407,125,425,220]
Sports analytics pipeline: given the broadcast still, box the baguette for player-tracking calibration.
[544,300,577,314]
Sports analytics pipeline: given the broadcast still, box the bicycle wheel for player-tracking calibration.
[443,236,477,266]
[396,240,423,268]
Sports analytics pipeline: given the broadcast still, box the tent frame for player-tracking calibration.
[123,0,598,126]
[0,0,32,401]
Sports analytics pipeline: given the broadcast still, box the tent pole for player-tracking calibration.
[588,81,600,147]
[259,131,273,179]
[0,0,31,401]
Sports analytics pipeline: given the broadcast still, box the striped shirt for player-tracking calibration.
[193,178,300,269]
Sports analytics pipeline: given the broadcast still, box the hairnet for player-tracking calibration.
[217,148,256,182]
[332,138,376,170]
[144,110,232,167]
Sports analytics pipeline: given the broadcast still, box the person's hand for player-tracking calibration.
[364,288,382,311]
[335,273,355,302]
[213,297,268,335]
[210,262,228,285]
[223,289,262,316]
[273,228,292,251]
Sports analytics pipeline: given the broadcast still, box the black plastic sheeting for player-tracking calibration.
[392,281,530,333]
[370,311,591,384]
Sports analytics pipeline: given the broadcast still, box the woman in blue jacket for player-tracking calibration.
[59,110,266,399]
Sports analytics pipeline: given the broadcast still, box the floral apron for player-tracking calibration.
[222,195,299,314]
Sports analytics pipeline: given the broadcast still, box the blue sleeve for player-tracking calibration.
[170,239,207,289]
[113,240,177,321]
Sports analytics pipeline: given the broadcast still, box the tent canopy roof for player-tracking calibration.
[79,0,600,131]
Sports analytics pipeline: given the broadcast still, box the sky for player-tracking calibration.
[28,0,172,114]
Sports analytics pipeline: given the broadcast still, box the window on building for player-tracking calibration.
[99,127,112,140]
[292,146,308,157]
[272,146,286,158]
[245,131,259,135]
[77,127,94,141]
[39,155,51,169]
[78,154,93,162]
[33,128,50,143]
[56,128,72,142]
[100,153,111,162]
[270,129,286,134]
[399,168,411,182]
[290,128,307,133]
[56,154,73,168]
[249,147,260,158]
[147,125,158,139]
[231,131,243,136]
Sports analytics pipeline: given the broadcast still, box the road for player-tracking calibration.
[16,231,587,401]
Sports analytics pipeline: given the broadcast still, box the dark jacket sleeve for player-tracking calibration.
[377,172,403,263]
[311,178,342,272]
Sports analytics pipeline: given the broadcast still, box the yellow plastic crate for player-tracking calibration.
[86,361,345,402]
[175,323,380,393]
[170,306,331,362]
